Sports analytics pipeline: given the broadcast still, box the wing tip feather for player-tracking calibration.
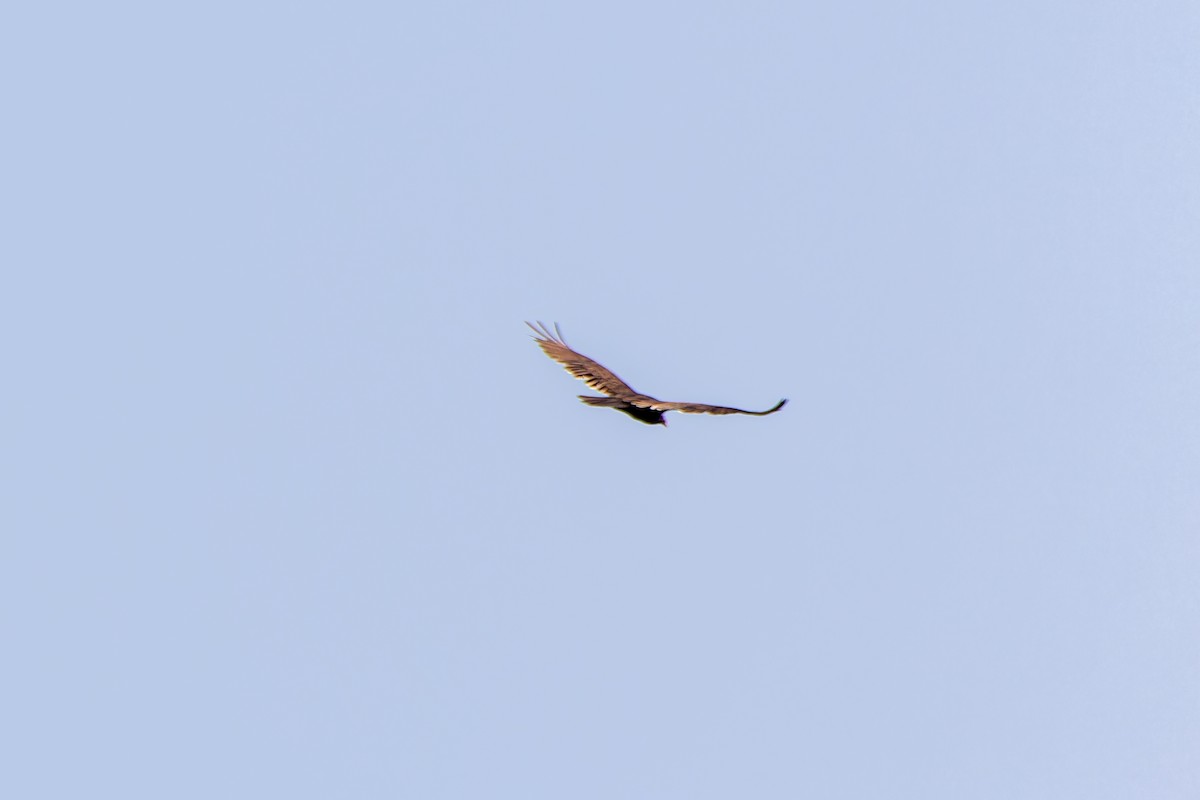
[764,398,787,414]
[525,320,566,345]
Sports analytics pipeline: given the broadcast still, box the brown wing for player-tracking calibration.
[526,321,639,398]
[633,398,788,416]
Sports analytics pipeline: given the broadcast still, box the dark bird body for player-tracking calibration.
[526,321,787,426]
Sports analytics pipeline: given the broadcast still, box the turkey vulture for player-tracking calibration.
[526,321,787,427]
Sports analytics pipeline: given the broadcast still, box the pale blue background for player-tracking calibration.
[3,2,1198,798]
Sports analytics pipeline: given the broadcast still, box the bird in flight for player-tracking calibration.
[527,321,787,427]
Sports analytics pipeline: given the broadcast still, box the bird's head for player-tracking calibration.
[659,416,668,427]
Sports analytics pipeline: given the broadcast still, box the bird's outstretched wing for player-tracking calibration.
[634,398,788,416]
[526,321,639,398]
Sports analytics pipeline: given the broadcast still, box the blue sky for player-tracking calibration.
[3,2,1198,798]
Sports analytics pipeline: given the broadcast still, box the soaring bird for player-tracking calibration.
[527,321,787,427]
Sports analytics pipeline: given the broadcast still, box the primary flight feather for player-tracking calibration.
[526,321,787,427]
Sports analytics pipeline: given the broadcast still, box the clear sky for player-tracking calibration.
[3,2,1198,798]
